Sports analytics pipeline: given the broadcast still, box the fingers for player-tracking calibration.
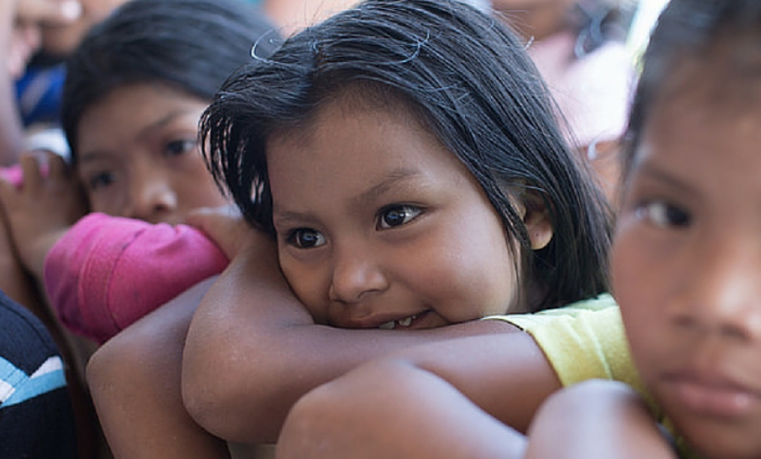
[15,0,81,26]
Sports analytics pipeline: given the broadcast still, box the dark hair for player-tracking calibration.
[623,0,761,180]
[202,0,612,312]
[61,0,281,162]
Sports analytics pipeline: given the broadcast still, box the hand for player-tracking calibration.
[0,151,87,278]
[185,204,258,260]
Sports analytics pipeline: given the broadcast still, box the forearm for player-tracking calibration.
[88,277,230,459]
[278,359,527,459]
[524,380,677,459]
[0,3,25,166]
[181,246,516,444]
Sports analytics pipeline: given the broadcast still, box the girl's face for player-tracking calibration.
[612,70,761,458]
[267,97,544,330]
[76,83,228,225]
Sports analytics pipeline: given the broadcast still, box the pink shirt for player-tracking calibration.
[44,213,229,343]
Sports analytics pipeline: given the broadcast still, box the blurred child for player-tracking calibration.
[0,0,280,345]
[276,2,761,459]
[87,0,613,456]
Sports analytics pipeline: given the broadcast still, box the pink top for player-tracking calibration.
[44,213,229,343]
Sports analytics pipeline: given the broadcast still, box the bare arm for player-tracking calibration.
[181,228,526,444]
[87,277,231,459]
[278,357,530,459]
[525,380,677,459]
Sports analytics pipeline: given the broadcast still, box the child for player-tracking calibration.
[276,1,761,458]
[0,0,280,344]
[87,0,613,454]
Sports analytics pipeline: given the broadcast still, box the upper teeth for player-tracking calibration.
[378,315,417,330]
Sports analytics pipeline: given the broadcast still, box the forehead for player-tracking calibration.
[637,53,761,196]
[77,84,207,141]
[265,92,469,205]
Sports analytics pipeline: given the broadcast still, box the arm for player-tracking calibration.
[278,356,530,459]
[524,380,677,459]
[0,151,86,279]
[181,228,548,444]
[87,276,231,459]
[45,213,228,343]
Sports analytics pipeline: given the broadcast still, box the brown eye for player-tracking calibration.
[288,228,326,248]
[378,205,421,229]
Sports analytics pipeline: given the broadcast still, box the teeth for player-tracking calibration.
[397,317,413,327]
[378,314,419,330]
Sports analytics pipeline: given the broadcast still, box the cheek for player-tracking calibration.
[422,222,516,318]
[177,164,229,208]
[612,229,663,375]
[278,254,327,319]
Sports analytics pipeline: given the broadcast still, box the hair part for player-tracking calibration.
[202,0,612,312]
[61,0,281,163]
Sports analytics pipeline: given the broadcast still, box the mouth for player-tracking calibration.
[377,312,428,330]
[663,372,760,418]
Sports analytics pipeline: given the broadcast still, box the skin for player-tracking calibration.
[278,48,761,459]
[0,82,228,280]
[180,94,554,443]
[76,83,228,225]
[614,58,761,459]
[86,277,231,459]
[268,99,523,329]
[0,82,230,459]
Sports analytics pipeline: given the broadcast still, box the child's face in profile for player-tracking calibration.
[75,83,229,225]
[266,97,528,330]
[612,66,761,459]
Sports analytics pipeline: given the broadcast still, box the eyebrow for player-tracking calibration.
[634,160,699,197]
[350,167,420,210]
[273,167,421,225]
[78,109,196,165]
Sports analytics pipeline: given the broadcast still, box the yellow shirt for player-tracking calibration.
[485,295,701,459]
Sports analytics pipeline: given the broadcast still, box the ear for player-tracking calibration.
[521,190,553,250]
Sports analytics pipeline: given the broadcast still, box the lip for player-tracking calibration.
[662,371,760,418]
[339,310,432,330]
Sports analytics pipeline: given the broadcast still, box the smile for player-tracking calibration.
[378,314,420,330]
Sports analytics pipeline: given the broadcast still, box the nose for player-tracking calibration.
[328,244,389,305]
[670,233,761,341]
[124,170,178,223]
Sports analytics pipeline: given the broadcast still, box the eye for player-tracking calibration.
[87,171,116,191]
[286,228,326,249]
[164,139,198,157]
[635,200,691,228]
[377,205,422,230]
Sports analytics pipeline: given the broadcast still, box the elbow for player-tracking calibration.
[181,346,287,444]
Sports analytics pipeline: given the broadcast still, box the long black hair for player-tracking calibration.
[61,0,281,162]
[202,0,612,312]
